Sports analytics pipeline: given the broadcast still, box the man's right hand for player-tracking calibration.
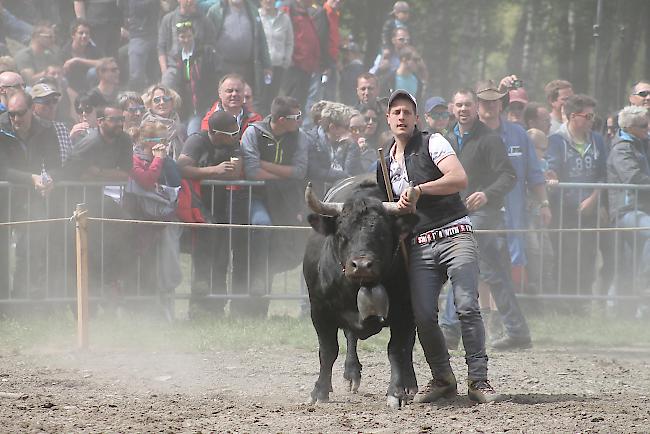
[32,174,54,197]
[211,161,236,178]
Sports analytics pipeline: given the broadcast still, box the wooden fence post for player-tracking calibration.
[75,203,89,350]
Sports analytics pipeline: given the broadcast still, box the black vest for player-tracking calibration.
[377,129,468,234]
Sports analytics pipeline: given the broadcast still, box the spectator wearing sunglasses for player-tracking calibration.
[118,91,146,132]
[64,102,136,299]
[70,90,103,143]
[30,83,73,164]
[177,111,244,317]
[0,91,64,298]
[547,94,608,300]
[424,96,451,135]
[128,120,183,314]
[240,96,310,316]
[157,0,216,78]
[142,84,186,160]
[0,71,26,113]
[629,80,650,109]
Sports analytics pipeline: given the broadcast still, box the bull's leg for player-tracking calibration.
[386,312,418,408]
[310,311,339,403]
[343,329,362,393]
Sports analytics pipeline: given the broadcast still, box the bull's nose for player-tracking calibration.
[350,258,373,272]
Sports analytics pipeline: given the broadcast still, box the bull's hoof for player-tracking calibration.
[310,388,330,404]
[347,377,361,393]
[386,394,410,409]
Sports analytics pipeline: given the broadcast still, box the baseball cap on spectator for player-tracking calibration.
[30,83,60,99]
[475,79,507,101]
[424,96,447,114]
[392,1,410,14]
[508,87,528,105]
[208,110,238,133]
[388,89,417,111]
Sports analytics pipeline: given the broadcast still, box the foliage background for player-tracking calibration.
[341,0,650,114]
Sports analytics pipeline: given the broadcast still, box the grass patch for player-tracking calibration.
[0,309,648,355]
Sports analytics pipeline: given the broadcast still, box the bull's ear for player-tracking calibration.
[394,214,419,241]
[308,213,337,235]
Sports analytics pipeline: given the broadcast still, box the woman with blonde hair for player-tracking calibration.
[142,84,186,160]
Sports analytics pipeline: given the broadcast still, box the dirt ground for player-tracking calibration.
[1,340,650,434]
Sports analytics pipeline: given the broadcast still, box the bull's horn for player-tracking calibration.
[305,182,343,216]
[382,186,421,215]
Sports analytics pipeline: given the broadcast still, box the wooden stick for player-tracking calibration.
[377,148,409,267]
[75,203,89,350]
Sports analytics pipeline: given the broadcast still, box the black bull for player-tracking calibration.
[302,176,420,407]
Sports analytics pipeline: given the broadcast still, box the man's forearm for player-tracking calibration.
[158,54,167,73]
[260,160,293,178]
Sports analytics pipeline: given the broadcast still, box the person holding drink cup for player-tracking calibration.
[177,111,246,317]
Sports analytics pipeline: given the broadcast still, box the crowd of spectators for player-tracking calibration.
[0,0,649,323]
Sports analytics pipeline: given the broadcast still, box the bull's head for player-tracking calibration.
[306,183,419,286]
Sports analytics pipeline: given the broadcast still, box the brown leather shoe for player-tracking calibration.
[413,372,457,403]
[468,379,503,403]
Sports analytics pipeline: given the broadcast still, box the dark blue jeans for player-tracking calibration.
[409,231,488,381]
[440,209,531,340]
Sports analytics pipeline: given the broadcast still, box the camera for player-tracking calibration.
[512,79,523,89]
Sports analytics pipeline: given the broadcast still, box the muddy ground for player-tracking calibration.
[1,341,649,433]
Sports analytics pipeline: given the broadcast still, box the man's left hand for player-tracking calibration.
[465,191,488,211]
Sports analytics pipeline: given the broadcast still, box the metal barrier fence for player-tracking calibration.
[1,180,650,312]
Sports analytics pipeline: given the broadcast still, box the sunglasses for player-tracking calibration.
[34,96,60,106]
[284,111,302,121]
[8,108,29,118]
[76,105,94,115]
[127,105,146,113]
[634,91,650,98]
[210,128,240,137]
[573,112,595,121]
[428,111,450,120]
[364,116,376,124]
[142,137,168,143]
[99,115,125,123]
[1,83,26,91]
[153,95,173,104]
[175,21,193,29]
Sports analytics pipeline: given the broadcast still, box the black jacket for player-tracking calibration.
[447,120,516,211]
[0,112,63,184]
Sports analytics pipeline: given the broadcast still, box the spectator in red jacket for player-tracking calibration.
[201,73,262,133]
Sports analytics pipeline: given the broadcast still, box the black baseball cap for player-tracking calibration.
[208,110,238,132]
[387,89,417,112]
